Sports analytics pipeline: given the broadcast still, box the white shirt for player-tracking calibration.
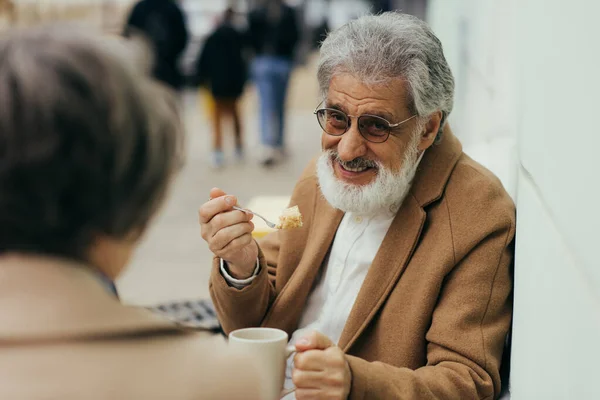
[287,211,395,346]
[283,211,394,394]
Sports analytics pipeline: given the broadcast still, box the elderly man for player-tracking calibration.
[200,12,515,400]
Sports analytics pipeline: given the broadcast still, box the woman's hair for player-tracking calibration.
[0,26,184,260]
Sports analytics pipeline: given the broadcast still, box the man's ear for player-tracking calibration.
[418,111,443,152]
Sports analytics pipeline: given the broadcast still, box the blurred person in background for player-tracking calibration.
[0,0,15,23]
[0,27,264,399]
[124,0,189,91]
[195,7,247,169]
[248,0,300,166]
[200,12,515,400]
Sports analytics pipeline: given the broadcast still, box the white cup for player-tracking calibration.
[229,327,296,400]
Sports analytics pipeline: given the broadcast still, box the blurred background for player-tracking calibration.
[1,0,598,398]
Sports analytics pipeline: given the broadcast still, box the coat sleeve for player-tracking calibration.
[346,216,514,400]
[208,241,278,335]
[209,159,318,334]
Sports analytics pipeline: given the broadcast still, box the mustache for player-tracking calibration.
[330,151,379,169]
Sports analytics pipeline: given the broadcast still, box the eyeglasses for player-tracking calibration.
[314,103,417,143]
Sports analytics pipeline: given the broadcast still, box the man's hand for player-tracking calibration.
[198,187,258,278]
[292,331,352,400]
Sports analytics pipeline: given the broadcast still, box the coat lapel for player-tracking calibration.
[338,128,463,350]
[337,194,425,350]
[262,196,344,334]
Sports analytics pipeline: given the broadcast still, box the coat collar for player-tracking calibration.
[410,126,463,207]
[0,254,175,342]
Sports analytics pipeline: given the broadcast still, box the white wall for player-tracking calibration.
[428,0,600,398]
[427,0,519,197]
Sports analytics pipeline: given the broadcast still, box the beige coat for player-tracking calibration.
[0,255,265,399]
[210,129,516,399]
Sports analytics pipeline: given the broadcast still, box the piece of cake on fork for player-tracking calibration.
[275,205,303,229]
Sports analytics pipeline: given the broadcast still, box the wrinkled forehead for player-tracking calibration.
[324,73,411,117]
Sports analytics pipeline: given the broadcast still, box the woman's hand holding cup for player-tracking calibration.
[199,187,258,279]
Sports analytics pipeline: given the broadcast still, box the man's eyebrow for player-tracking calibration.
[367,111,395,121]
[325,102,396,121]
[325,102,346,112]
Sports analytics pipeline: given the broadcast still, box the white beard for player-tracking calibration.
[316,133,423,215]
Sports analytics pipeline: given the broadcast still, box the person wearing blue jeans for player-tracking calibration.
[252,55,293,162]
[247,0,299,166]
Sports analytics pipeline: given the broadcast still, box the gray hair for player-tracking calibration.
[0,26,183,260]
[317,12,454,140]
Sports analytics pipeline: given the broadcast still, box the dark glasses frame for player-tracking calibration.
[314,102,417,143]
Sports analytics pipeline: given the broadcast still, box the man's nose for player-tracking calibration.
[336,123,367,161]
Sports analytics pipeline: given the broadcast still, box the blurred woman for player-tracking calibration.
[248,0,300,166]
[0,27,264,399]
[195,7,247,168]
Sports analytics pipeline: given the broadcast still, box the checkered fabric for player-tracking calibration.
[147,299,222,333]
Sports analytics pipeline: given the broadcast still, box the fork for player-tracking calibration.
[233,206,278,229]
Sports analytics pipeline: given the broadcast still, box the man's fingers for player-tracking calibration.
[209,187,227,199]
[215,235,255,262]
[211,223,254,251]
[294,388,321,400]
[198,195,237,224]
[323,347,348,370]
[293,350,326,372]
[211,210,253,233]
[214,233,254,255]
[200,221,212,241]
[293,367,346,392]
[295,331,335,351]
[292,369,324,389]
[290,332,350,400]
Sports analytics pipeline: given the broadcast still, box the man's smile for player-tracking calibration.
[332,155,378,184]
